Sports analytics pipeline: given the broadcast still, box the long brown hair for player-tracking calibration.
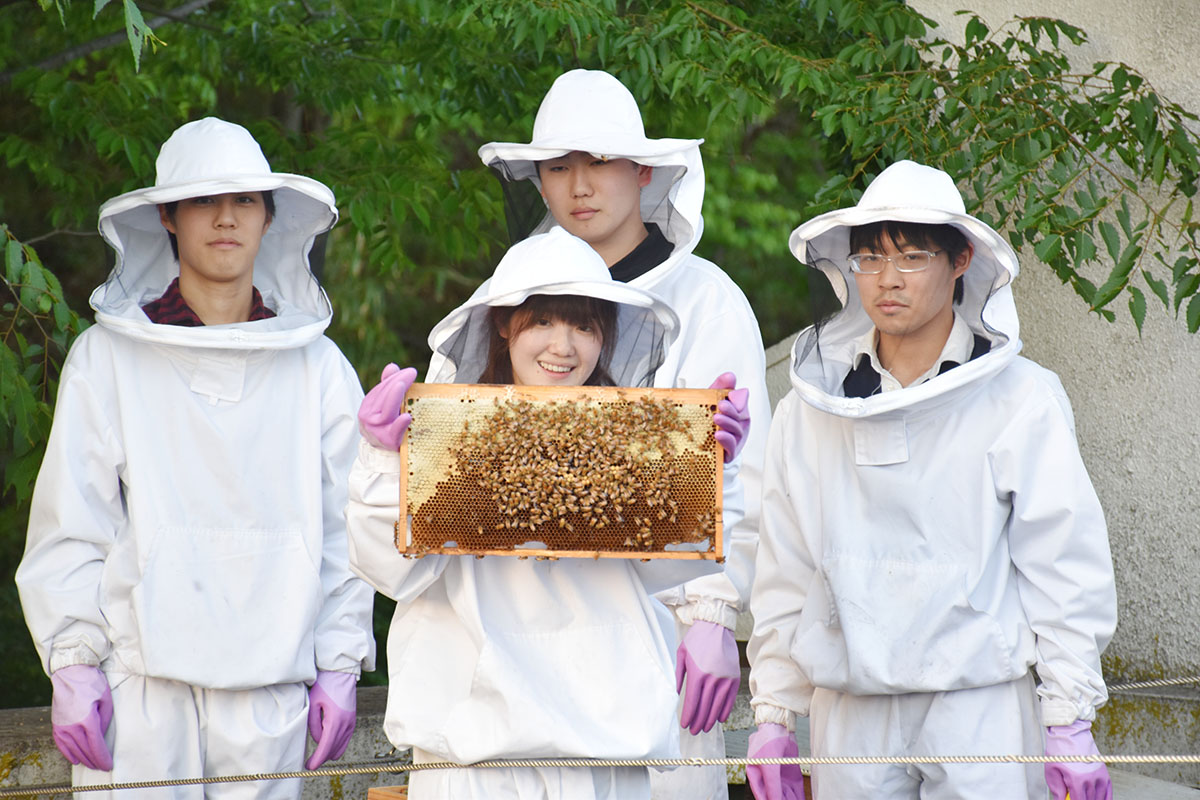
[479,294,619,385]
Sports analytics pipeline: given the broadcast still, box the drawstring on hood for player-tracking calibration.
[93,117,339,350]
[787,160,1023,418]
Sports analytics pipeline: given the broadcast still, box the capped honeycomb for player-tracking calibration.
[395,383,725,560]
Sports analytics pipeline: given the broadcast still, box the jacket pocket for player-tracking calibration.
[796,554,1017,694]
[130,526,322,689]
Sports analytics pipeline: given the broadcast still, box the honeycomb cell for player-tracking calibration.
[395,384,725,560]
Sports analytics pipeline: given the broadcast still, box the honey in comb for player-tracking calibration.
[399,386,722,559]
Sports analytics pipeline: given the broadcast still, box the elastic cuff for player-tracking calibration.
[753,703,796,732]
[317,666,362,678]
[49,645,102,673]
[1040,698,1095,727]
[358,438,403,474]
[684,598,739,630]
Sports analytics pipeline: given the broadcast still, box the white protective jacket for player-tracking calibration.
[16,118,375,690]
[748,162,1117,731]
[474,70,770,632]
[347,229,737,765]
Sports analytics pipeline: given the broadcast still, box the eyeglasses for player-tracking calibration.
[847,250,944,274]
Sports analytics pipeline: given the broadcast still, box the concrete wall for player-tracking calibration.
[760,0,1200,783]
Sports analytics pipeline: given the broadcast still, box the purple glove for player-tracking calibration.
[358,364,417,451]
[306,670,357,770]
[50,664,114,772]
[709,373,750,464]
[675,620,740,735]
[746,722,808,800]
[1045,720,1112,800]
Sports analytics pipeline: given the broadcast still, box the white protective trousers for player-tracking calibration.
[808,675,1045,800]
[71,671,308,799]
[647,615,731,800]
[409,747,650,799]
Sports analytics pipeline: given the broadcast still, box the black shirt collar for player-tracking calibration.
[608,223,673,283]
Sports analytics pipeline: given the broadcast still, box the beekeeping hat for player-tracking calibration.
[784,160,1023,404]
[478,69,702,182]
[789,160,1018,310]
[91,118,340,342]
[99,117,336,235]
[429,226,679,386]
[477,70,705,256]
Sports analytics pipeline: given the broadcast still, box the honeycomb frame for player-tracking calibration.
[395,383,725,561]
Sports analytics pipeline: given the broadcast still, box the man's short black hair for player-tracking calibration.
[162,191,276,261]
[849,220,969,304]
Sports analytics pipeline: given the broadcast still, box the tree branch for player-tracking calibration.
[25,229,99,246]
[0,0,219,85]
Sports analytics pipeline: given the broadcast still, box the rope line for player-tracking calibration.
[3,674,1195,797]
[5,754,1200,798]
[1108,675,1200,692]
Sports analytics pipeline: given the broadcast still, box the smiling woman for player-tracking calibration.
[480,293,617,386]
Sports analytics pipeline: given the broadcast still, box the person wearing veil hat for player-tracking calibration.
[744,161,1117,800]
[345,226,750,799]
[16,118,375,797]
[468,69,768,800]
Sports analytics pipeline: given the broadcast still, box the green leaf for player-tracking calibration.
[1142,269,1169,307]
[1189,295,1200,333]
[964,16,988,45]
[94,0,114,16]
[1116,195,1133,238]
[123,0,148,70]
[1034,234,1062,262]
[1098,220,1122,261]
[1128,286,1146,333]
[1174,272,1200,311]
[5,239,22,284]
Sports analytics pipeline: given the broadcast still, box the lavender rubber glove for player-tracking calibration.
[305,671,357,770]
[1045,720,1113,800]
[50,664,114,772]
[675,620,740,735]
[709,373,750,464]
[746,723,807,800]
[358,364,417,451]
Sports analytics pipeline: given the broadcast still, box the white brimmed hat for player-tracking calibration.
[91,118,338,347]
[428,227,679,386]
[98,117,336,235]
[430,226,678,341]
[789,160,1019,307]
[477,70,702,180]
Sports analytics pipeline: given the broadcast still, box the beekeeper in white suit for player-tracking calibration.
[746,160,1117,800]
[16,117,375,798]
[346,227,747,799]
[460,69,770,799]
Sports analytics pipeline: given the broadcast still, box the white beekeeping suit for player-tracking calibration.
[347,228,741,800]
[748,161,1117,799]
[16,117,374,798]
[461,71,771,799]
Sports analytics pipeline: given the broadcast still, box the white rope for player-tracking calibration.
[1108,675,1200,693]
[3,674,1195,797]
[4,754,1200,798]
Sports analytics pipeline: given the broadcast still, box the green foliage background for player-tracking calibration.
[2,0,1198,708]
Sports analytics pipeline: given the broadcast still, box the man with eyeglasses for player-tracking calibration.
[744,161,1117,800]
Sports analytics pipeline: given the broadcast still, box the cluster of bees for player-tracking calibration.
[407,394,718,555]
